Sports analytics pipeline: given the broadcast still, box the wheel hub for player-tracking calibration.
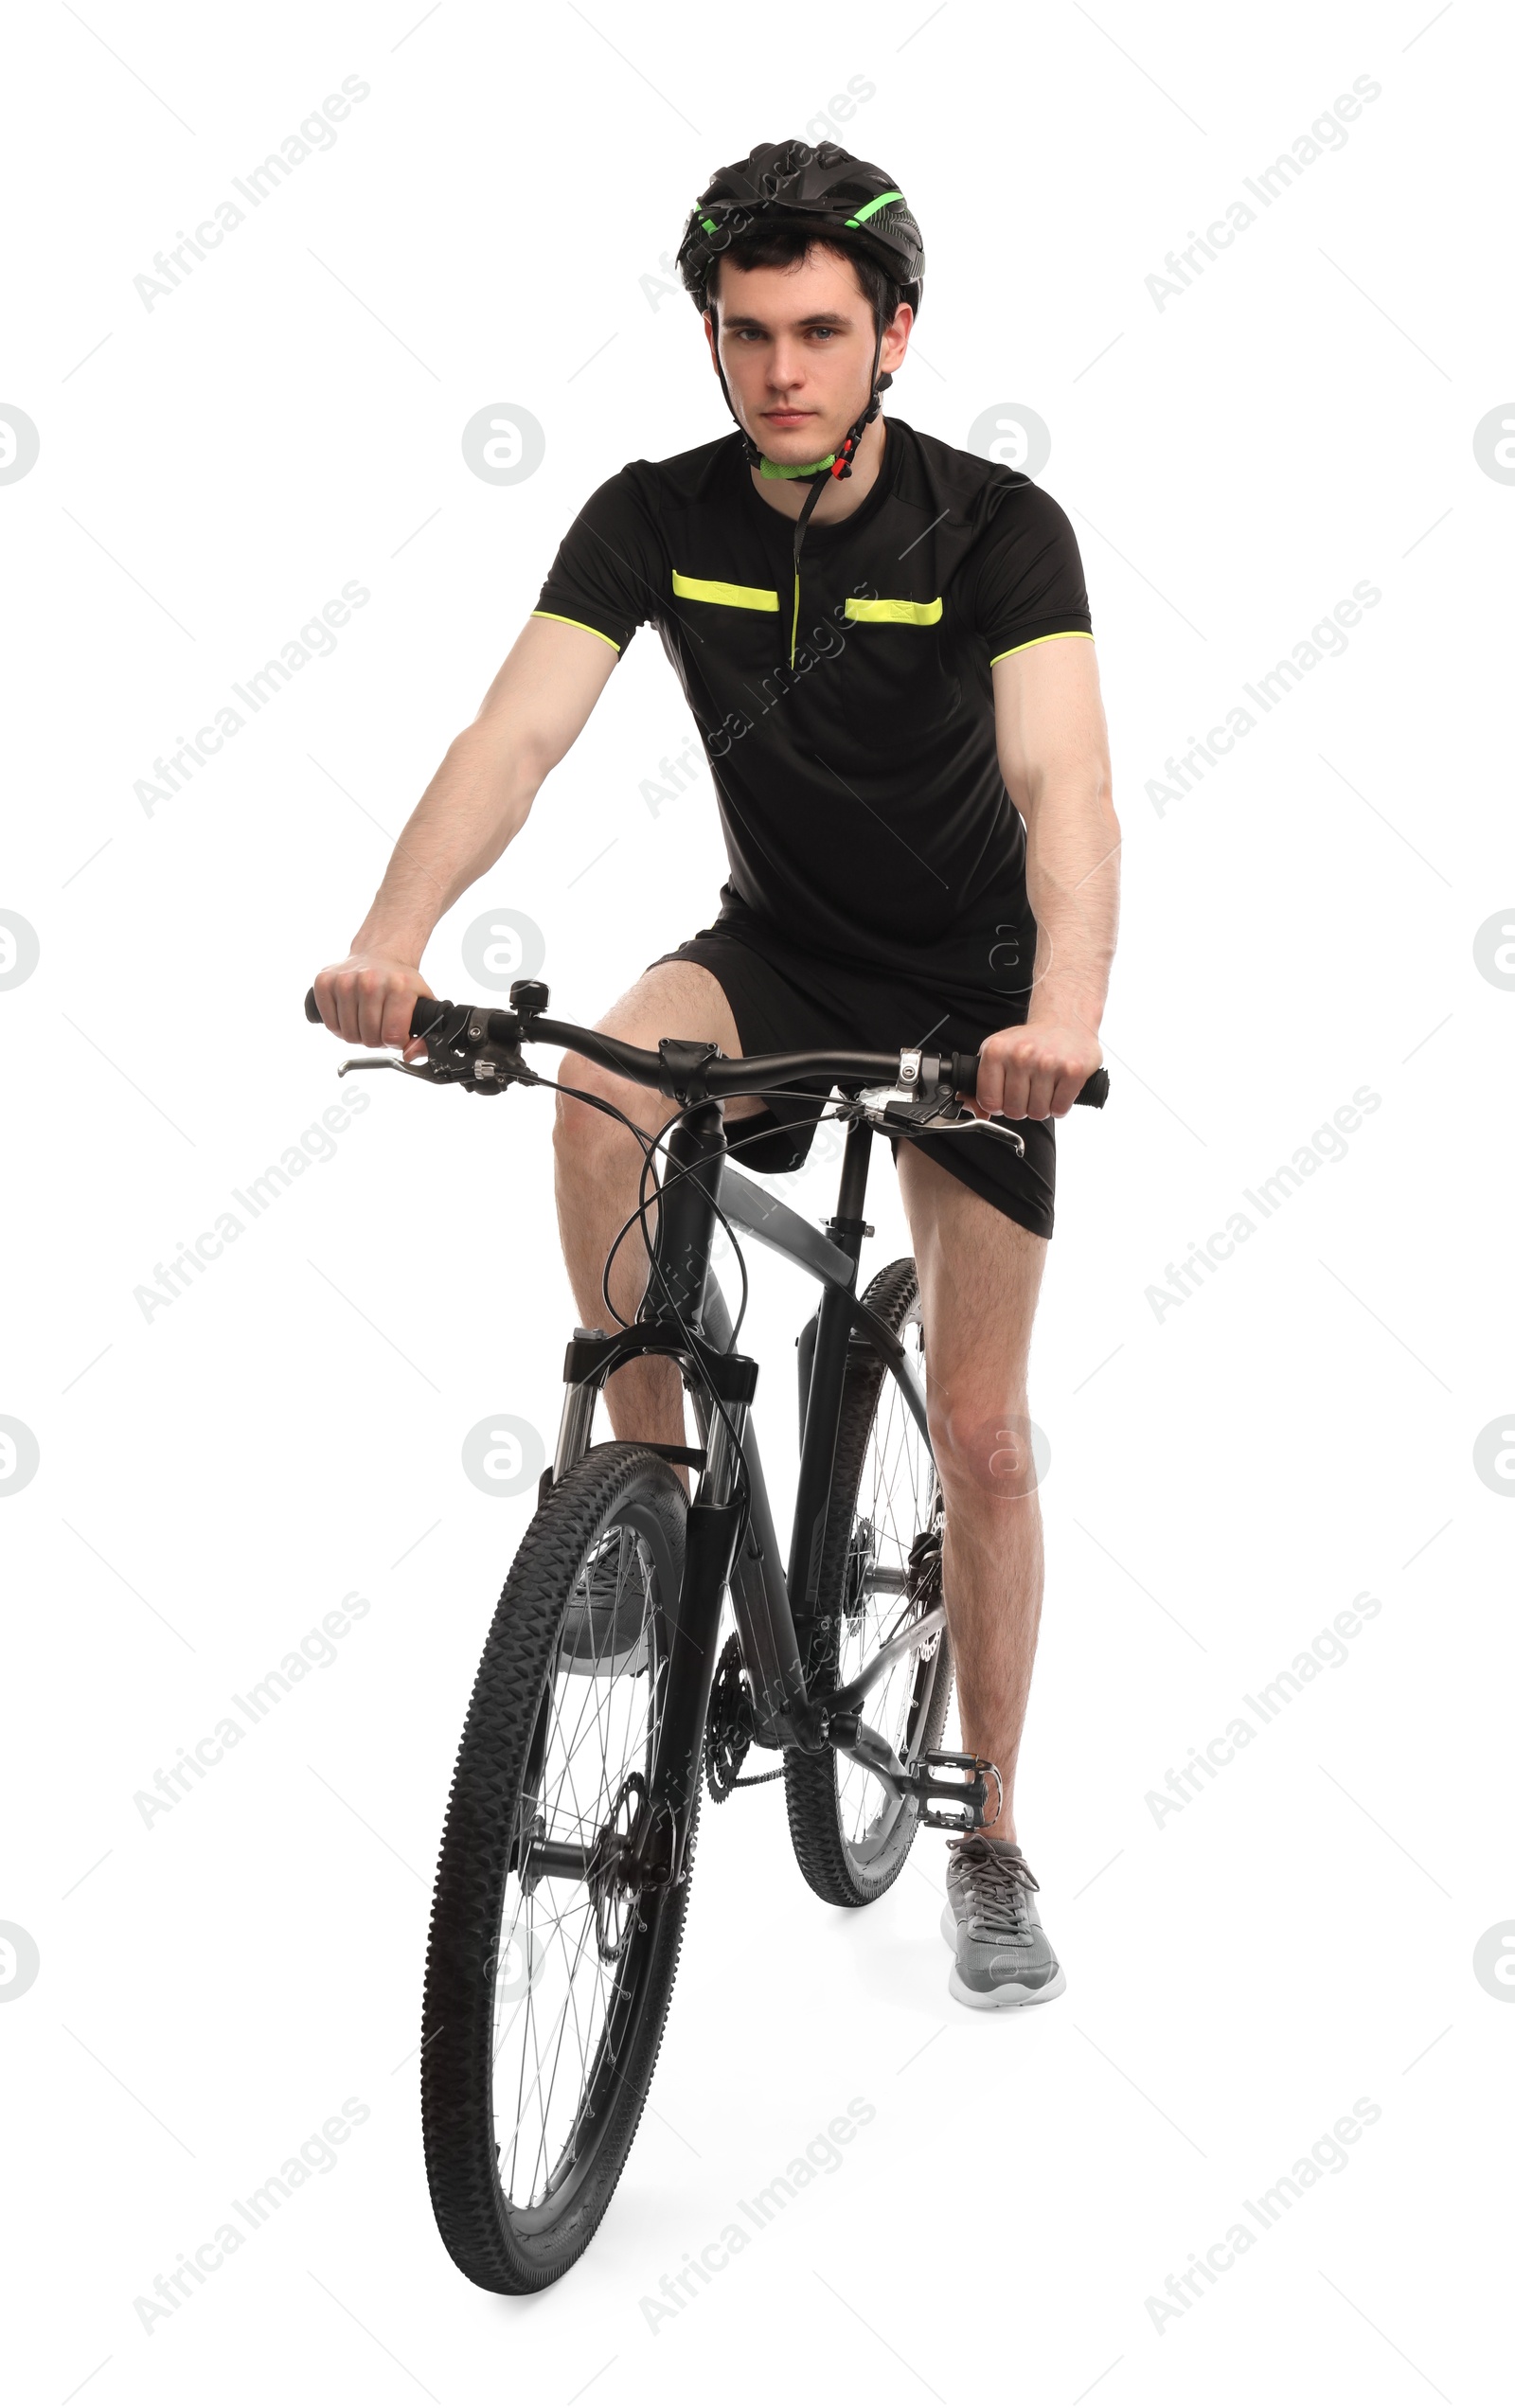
[586,1774,648,1962]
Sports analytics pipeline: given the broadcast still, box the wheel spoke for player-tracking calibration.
[830,1307,942,1851]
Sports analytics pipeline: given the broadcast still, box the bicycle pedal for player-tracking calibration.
[907,1749,1001,1833]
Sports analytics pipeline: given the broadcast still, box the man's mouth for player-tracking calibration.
[764,410,814,425]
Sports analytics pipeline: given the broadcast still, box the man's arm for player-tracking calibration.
[312,615,618,1055]
[978,636,1120,1121]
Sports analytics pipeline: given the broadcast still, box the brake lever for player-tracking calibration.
[959,1115,1028,1158]
[338,1041,537,1093]
[868,1093,1027,1159]
[338,1054,456,1082]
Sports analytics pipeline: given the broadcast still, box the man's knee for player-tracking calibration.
[929,1390,1043,1506]
[553,1054,649,1164]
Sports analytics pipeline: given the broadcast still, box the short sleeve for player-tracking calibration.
[967,481,1093,666]
[531,466,666,655]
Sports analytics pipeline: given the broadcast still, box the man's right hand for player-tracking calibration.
[311,954,435,1061]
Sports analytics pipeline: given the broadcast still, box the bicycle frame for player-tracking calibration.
[548,1097,968,1875]
[301,976,1092,1900]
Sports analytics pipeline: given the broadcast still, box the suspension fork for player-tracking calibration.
[636,1406,747,1886]
[552,1095,727,1480]
[693,1280,810,1744]
[569,1095,758,1885]
[633,1101,764,1882]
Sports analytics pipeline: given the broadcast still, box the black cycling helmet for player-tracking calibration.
[675,139,924,488]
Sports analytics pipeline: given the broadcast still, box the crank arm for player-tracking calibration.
[824,1601,947,1721]
[825,1714,1002,1832]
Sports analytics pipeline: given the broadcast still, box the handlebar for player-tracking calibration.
[303,986,1110,1112]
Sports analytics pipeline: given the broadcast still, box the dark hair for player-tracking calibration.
[700,215,914,339]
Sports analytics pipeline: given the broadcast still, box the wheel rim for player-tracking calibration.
[832,1303,945,1864]
[488,1512,671,2227]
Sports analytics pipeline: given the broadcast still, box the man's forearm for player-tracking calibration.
[1023,774,1120,1036]
[351,723,544,960]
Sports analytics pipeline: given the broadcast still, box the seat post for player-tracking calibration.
[824,1110,876,1261]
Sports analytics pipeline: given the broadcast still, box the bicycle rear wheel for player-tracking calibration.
[421,1441,698,2292]
[784,1258,954,1906]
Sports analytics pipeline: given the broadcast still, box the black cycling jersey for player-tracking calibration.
[531,415,1092,1017]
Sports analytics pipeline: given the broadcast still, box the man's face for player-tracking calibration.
[704,243,912,463]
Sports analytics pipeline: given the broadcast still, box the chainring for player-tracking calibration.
[704,1632,757,1802]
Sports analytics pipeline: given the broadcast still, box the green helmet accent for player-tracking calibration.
[843,189,904,229]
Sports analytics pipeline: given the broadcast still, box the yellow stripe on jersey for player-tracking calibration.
[844,596,943,625]
[530,611,621,652]
[989,629,1095,666]
[671,572,781,612]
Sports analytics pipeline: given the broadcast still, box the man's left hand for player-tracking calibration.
[965,1022,1103,1122]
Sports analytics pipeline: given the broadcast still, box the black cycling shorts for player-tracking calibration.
[646,922,1055,1241]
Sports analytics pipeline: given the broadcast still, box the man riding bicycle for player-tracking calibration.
[312,139,1120,2011]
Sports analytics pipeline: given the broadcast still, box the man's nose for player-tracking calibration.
[766,342,809,387]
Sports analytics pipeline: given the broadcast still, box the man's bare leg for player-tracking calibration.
[894,1139,1047,1845]
[552,959,764,1477]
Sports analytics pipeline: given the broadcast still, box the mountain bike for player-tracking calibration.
[303,977,1107,2292]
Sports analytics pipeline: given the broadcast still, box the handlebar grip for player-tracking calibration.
[950,1050,1109,1110]
[303,986,451,1038]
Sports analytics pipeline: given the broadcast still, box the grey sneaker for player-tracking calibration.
[939,1834,1066,2009]
[556,1531,651,1676]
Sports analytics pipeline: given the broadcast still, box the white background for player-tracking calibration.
[4,2,1510,2401]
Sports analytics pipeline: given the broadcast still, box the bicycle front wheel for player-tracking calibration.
[421,1441,698,2292]
[784,1258,954,1906]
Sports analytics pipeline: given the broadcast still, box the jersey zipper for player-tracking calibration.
[789,469,832,670]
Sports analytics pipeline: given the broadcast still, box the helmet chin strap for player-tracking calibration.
[710,308,890,621]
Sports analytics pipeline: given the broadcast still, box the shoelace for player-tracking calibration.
[952,1837,1040,1935]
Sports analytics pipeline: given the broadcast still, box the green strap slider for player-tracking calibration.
[759,455,837,479]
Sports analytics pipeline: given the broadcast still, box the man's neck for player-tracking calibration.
[746,414,888,527]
